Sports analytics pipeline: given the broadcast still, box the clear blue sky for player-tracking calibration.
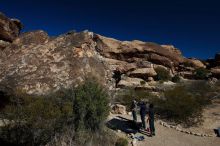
[0,0,219,59]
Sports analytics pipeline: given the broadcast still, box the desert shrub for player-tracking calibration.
[154,86,202,125]
[172,75,181,83]
[155,67,171,81]
[0,79,111,146]
[115,137,128,146]
[140,80,146,85]
[0,90,73,146]
[194,67,209,79]
[73,79,110,132]
[183,61,193,67]
[115,88,153,110]
[48,127,117,146]
[152,82,215,126]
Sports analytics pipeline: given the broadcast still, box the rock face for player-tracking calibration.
[0,31,107,94]
[94,35,184,67]
[0,13,22,42]
[1,12,219,94]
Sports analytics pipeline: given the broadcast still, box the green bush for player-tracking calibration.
[0,90,73,146]
[115,88,153,110]
[115,137,128,146]
[194,68,209,79]
[172,75,181,83]
[73,79,110,132]
[155,67,171,81]
[0,79,111,146]
[152,82,214,126]
[140,80,146,85]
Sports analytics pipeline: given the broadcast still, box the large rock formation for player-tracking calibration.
[94,35,184,67]
[184,58,205,69]
[0,13,22,51]
[0,12,218,95]
[0,30,107,94]
[0,13,22,42]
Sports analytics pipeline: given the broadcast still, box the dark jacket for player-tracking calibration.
[149,108,154,120]
[140,103,147,117]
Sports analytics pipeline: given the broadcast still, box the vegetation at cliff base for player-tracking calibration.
[0,79,113,146]
[155,67,171,82]
[153,81,219,126]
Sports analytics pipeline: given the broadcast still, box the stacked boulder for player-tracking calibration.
[0,12,22,50]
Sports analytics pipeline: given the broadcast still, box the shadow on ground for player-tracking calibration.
[106,116,151,136]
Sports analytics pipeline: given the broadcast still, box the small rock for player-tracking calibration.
[194,133,199,136]
[130,133,135,139]
[131,139,137,146]
[148,77,154,81]
[111,104,126,115]
[176,127,181,131]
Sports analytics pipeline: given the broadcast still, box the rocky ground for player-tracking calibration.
[108,114,220,146]
[186,98,220,135]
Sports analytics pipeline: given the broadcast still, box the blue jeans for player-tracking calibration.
[149,119,155,134]
[141,115,146,129]
[132,110,137,122]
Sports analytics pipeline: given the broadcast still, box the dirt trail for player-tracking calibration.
[108,114,220,146]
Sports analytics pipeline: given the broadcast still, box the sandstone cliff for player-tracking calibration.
[0,12,219,94]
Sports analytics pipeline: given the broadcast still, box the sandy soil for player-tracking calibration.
[108,114,220,146]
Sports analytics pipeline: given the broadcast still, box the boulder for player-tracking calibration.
[179,71,194,79]
[184,58,206,68]
[211,67,220,78]
[161,45,182,55]
[129,68,157,79]
[118,77,146,88]
[101,58,136,73]
[117,77,155,90]
[111,104,126,115]
[13,30,49,45]
[148,53,174,68]
[94,34,184,66]
[0,12,22,42]
[148,77,154,82]
[0,40,10,50]
[136,60,153,68]
[163,81,176,85]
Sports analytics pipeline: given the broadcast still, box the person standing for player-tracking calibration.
[139,101,147,130]
[131,99,137,122]
[112,67,122,88]
[149,103,155,136]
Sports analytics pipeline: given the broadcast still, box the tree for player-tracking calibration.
[73,79,110,132]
